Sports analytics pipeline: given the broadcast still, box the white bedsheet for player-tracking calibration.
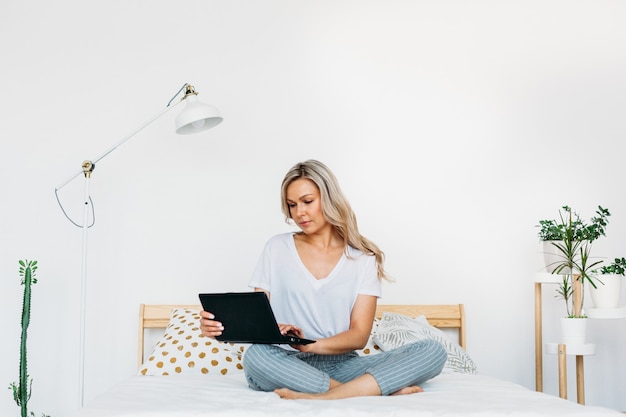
[72,373,623,417]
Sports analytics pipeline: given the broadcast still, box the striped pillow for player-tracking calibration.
[373,312,476,374]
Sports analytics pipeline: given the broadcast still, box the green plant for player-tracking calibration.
[575,205,611,241]
[551,207,604,283]
[554,275,581,318]
[597,257,626,276]
[541,206,610,317]
[536,205,610,242]
[536,219,565,241]
[8,260,49,417]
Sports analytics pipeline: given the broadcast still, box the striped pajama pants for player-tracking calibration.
[242,339,447,396]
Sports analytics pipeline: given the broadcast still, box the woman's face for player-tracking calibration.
[286,178,328,235]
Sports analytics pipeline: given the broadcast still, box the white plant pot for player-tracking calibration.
[560,317,587,345]
[541,241,571,274]
[589,274,622,309]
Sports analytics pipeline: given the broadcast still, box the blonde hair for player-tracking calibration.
[281,160,389,281]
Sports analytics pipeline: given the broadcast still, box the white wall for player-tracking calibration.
[1,1,625,415]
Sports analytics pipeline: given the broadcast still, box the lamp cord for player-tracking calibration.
[166,83,188,107]
[55,188,96,228]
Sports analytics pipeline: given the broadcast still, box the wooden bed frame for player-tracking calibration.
[138,303,466,366]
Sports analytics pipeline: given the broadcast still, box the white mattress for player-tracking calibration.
[71,373,623,417]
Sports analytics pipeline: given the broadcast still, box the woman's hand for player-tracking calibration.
[278,323,303,338]
[278,323,317,352]
[199,310,224,338]
[293,294,376,355]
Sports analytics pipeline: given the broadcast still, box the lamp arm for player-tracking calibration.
[54,96,184,191]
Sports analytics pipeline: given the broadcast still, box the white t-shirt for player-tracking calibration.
[248,233,382,340]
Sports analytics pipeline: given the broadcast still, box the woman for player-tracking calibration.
[200,160,446,400]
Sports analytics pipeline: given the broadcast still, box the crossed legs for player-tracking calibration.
[275,373,424,400]
[243,339,447,400]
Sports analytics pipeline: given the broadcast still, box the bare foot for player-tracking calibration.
[390,385,423,396]
[275,388,318,400]
[276,384,423,400]
[275,374,386,400]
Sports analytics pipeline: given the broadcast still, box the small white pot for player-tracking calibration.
[541,241,570,274]
[560,317,587,345]
[589,274,622,309]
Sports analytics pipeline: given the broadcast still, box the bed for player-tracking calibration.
[71,303,624,417]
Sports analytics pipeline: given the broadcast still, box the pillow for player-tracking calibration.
[138,308,248,376]
[356,318,382,356]
[373,312,477,374]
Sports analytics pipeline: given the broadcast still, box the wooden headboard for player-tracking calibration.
[138,303,466,366]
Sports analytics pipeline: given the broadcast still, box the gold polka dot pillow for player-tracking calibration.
[355,318,382,356]
[138,308,248,376]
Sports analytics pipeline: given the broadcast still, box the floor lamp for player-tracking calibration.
[54,83,223,408]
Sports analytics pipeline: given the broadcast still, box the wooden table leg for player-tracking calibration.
[558,344,567,400]
[576,355,585,405]
[535,282,543,392]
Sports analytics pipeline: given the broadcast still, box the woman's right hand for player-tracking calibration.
[199,310,224,338]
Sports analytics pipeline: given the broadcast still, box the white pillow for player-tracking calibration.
[138,308,248,376]
[373,312,477,374]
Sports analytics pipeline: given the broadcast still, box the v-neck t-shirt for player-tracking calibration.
[248,232,382,340]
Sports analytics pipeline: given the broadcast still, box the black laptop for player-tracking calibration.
[198,292,316,345]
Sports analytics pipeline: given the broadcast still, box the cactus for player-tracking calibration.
[8,260,49,417]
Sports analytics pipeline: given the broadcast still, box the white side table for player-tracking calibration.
[545,342,595,404]
[587,307,626,319]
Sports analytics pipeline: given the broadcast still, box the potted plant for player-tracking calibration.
[537,205,610,275]
[589,257,626,309]
[537,218,567,274]
[536,206,610,345]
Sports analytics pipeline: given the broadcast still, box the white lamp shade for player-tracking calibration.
[175,95,223,135]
